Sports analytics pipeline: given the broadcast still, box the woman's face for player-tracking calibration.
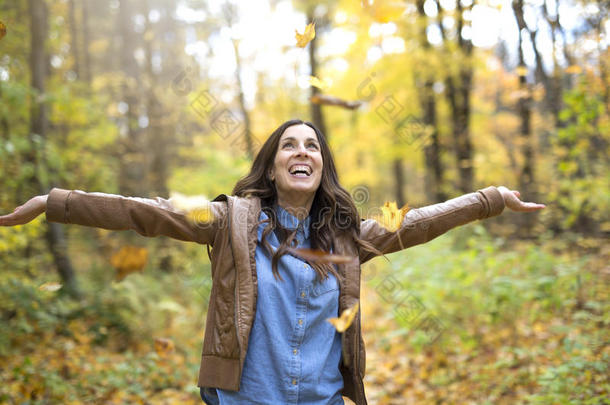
[270,124,324,206]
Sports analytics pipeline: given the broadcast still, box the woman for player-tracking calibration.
[0,119,545,404]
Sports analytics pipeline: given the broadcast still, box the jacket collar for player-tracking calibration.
[274,204,311,240]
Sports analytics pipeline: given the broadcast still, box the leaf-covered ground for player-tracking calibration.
[1,227,608,404]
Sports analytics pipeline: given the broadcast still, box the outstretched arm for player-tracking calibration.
[359,186,545,263]
[0,188,226,245]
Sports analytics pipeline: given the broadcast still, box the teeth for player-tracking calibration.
[289,165,311,176]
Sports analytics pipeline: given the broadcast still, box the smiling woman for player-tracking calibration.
[0,119,545,405]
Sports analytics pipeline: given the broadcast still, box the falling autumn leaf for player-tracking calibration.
[169,192,213,224]
[372,201,410,232]
[310,94,362,110]
[287,247,356,264]
[0,21,6,40]
[110,245,148,281]
[515,65,528,76]
[308,75,332,90]
[328,302,359,332]
[38,282,62,292]
[364,1,407,23]
[295,22,315,48]
[154,337,175,357]
[565,65,582,74]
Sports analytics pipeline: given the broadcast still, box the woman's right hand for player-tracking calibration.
[0,195,48,226]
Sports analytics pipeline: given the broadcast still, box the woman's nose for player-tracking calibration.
[294,143,308,155]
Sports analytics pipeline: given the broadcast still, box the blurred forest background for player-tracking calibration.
[0,0,608,403]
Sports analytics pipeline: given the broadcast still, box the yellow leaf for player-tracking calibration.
[308,75,332,90]
[364,1,407,23]
[38,282,62,292]
[186,207,213,223]
[515,65,528,76]
[154,337,175,356]
[327,302,359,332]
[0,21,6,40]
[169,191,213,224]
[110,245,148,281]
[295,22,315,48]
[373,201,410,232]
[565,65,582,74]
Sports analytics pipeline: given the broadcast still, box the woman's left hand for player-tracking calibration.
[497,186,546,212]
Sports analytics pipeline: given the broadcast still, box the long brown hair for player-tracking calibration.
[232,119,381,282]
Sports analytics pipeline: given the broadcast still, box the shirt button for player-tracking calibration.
[292,379,297,385]
[293,349,298,355]
[298,319,303,325]
[300,291,306,298]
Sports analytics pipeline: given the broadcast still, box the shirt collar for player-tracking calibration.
[275,204,311,240]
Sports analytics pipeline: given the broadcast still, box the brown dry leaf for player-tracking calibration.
[110,246,148,281]
[295,22,315,48]
[38,282,62,292]
[287,247,355,264]
[373,201,410,232]
[327,302,359,332]
[310,94,362,110]
[154,337,175,357]
[0,21,6,40]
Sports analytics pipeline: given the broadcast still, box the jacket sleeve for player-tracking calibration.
[359,186,505,263]
[45,188,226,245]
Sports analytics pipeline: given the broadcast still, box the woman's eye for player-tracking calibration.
[282,143,294,149]
[307,143,319,150]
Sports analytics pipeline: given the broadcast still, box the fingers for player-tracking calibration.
[515,201,546,212]
[0,208,25,226]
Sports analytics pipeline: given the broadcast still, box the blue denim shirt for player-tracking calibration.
[200,205,344,404]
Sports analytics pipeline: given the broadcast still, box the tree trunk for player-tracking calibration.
[81,0,92,85]
[232,38,254,159]
[392,158,406,207]
[512,0,539,235]
[68,0,80,78]
[436,0,473,194]
[417,0,446,203]
[307,8,328,138]
[117,0,147,197]
[29,0,80,298]
[143,0,173,271]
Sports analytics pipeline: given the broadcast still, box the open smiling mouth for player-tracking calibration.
[289,164,312,177]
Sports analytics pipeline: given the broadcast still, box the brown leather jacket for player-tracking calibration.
[45,186,505,404]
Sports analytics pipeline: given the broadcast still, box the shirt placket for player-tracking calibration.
[287,229,309,404]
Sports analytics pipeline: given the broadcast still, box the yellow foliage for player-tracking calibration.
[0,21,6,40]
[364,1,407,23]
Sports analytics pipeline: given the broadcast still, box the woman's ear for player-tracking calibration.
[268,170,275,182]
